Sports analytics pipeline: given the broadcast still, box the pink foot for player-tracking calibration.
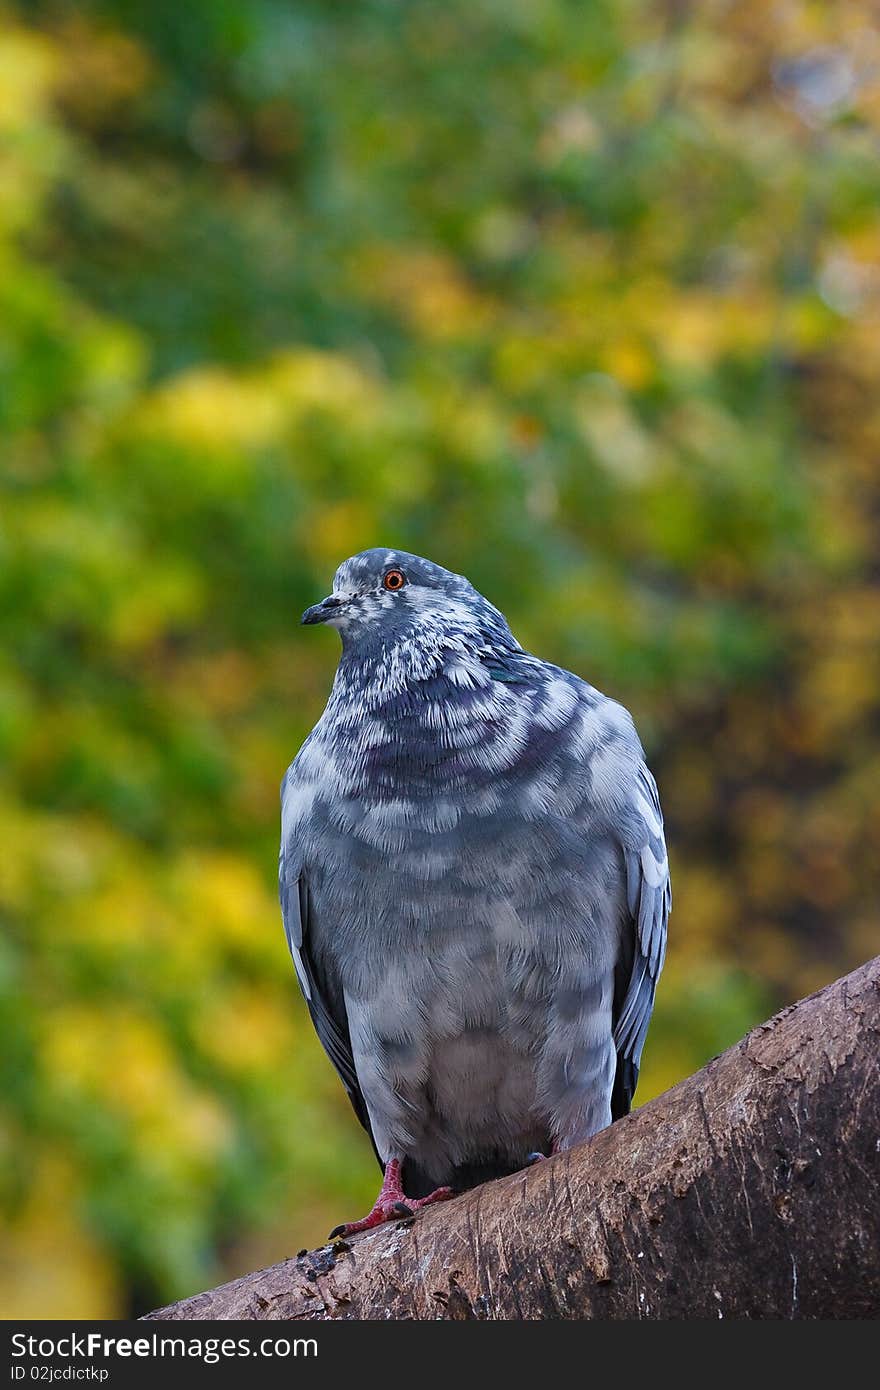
[526,1141,559,1165]
[329,1159,453,1239]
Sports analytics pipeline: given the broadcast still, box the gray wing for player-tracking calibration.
[279,846,379,1158]
[612,763,671,1119]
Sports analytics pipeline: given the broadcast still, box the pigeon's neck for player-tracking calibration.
[329,608,521,714]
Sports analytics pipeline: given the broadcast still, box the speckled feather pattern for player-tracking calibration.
[280,550,670,1196]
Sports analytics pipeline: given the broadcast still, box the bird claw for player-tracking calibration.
[329,1184,453,1239]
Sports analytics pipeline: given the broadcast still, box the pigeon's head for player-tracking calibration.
[301,548,513,656]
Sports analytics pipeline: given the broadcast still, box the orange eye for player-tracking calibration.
[383,568,407,591]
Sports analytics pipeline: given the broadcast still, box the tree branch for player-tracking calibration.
[145,955,880,1320]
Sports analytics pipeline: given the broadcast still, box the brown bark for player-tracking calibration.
[145,955,880,1320]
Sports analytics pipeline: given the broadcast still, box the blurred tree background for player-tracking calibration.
[1,0,878,1317]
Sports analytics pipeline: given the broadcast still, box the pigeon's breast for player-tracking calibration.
[296,685,536,861]
[290,679,626,991]
[291,676,627,886]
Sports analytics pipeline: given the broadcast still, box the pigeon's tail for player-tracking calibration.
[403,1152,541,1199]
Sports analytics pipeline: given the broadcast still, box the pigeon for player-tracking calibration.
[280,548,670,1237]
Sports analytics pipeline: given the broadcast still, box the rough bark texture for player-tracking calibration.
[146,956,880,1320]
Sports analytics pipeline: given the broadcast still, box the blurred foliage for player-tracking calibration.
[1,0,878,1317]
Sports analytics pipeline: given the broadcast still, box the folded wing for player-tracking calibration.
[612,763,671,1119]
[279,786,379,1160]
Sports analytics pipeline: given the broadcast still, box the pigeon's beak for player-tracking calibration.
[301,594,344,626]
